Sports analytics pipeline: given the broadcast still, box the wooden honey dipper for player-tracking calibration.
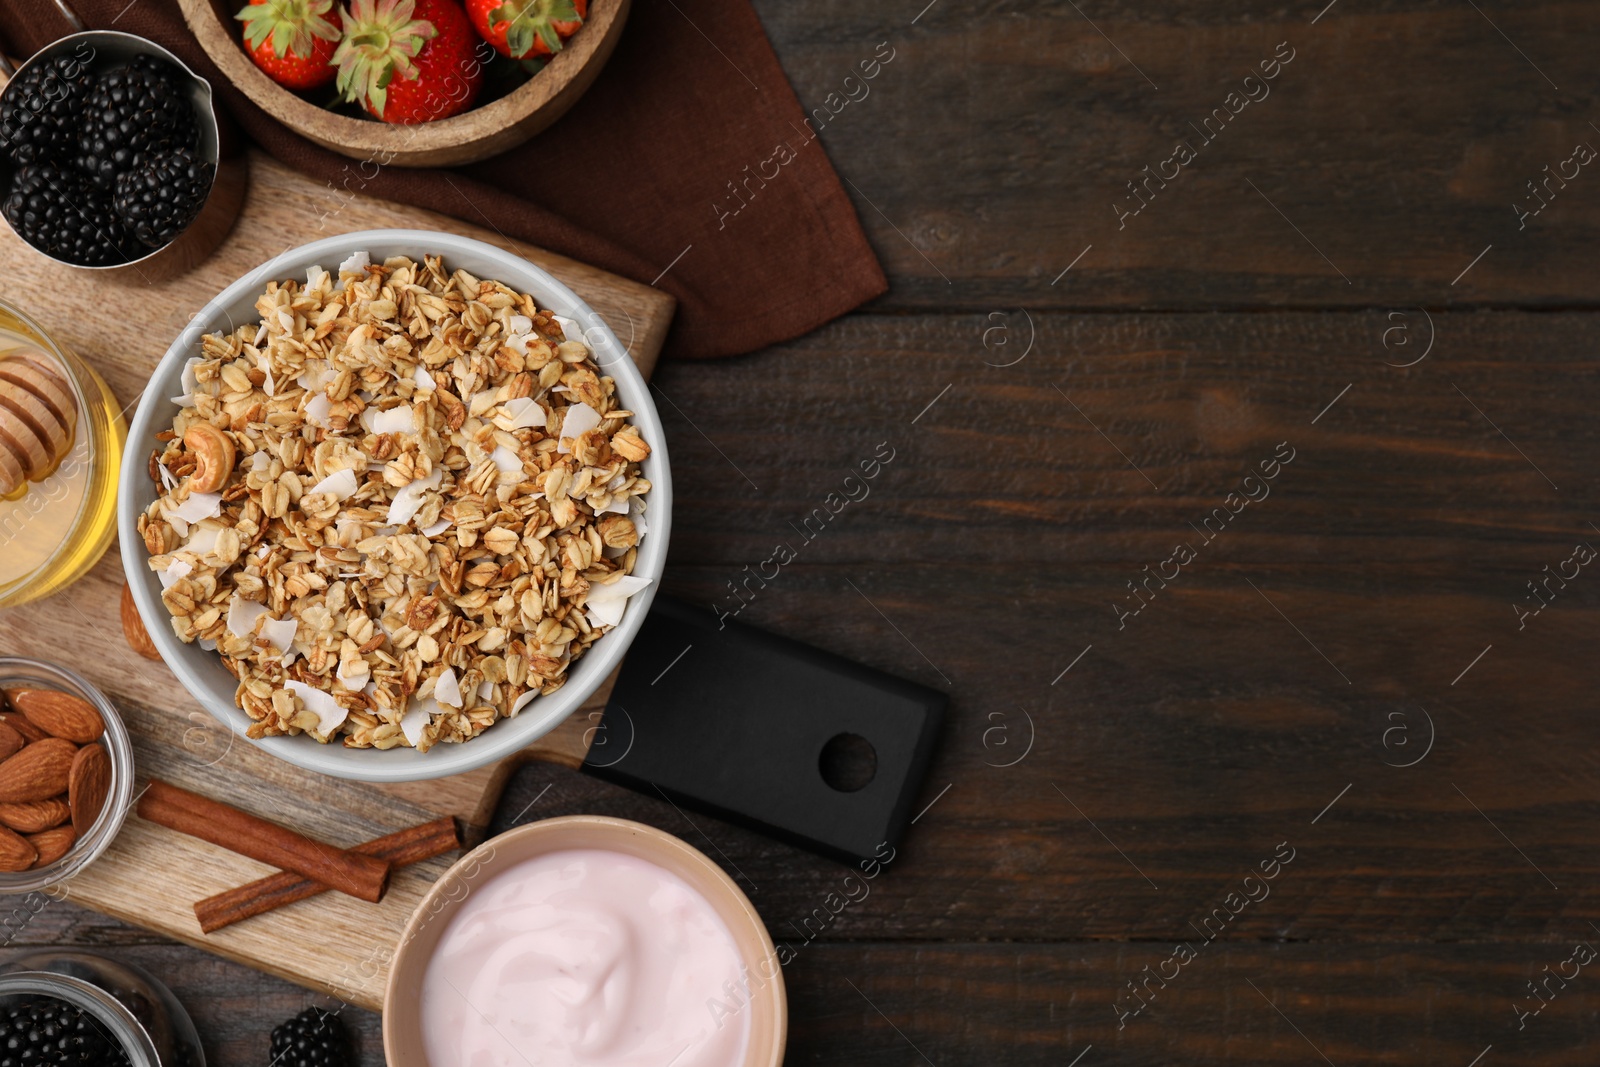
[0,350,77,496]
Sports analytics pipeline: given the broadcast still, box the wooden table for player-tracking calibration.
[6,1,1600,1063]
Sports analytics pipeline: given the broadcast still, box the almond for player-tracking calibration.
[11,689,104,744]
[26,825,75,867]
[69,743,110,836]
[0,825,37,872]
[0,712,46,745]
[0,738,76,802]
[0,797,69,834]
[0,723,23,764]
[120,582,160,661]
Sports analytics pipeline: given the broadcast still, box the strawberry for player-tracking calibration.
[333,0,486,123]
[236,0,343,91]
[467,0,584,60]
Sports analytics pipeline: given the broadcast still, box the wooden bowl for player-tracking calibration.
[384,816,787,1067]
[178,0,630,167]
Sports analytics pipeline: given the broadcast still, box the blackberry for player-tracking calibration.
[269,1007,354,1067]
[130,54,188,90]
[0,995,133,1067]
[3,162,138,266]
[0,49,95,165]
[74,59,198,190]
[113,149,214,248]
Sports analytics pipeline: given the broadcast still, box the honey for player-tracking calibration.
[0,299,124,607]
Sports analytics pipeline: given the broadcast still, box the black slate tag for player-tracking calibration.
[582,597,946,865]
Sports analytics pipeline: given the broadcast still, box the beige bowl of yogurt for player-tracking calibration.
[384,815,786,1067]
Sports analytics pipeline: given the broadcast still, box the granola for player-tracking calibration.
[137,253,653,752]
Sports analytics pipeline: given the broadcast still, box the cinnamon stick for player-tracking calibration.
[136,780,391,904]
[194,816,461,933]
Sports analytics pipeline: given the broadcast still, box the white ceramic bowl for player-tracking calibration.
[117,230,671,782]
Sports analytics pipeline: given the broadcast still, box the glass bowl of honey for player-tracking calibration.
[0,297,124,606]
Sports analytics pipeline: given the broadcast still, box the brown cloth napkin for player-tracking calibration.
[1,0,886,358]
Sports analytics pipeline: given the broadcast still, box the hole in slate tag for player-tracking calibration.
[819,733,878,792]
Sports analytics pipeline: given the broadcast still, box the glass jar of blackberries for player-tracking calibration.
[0,950,204,1067]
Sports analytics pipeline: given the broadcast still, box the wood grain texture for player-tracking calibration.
[0,150,669,1013]
[5,1,1600,1062]
[750,0,1600,310]
[645,310,1599,568]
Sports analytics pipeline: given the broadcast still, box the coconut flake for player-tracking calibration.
[171,356,203,406]
[511,689,540,717]
[498,397,546,430]
[255,350,275,397]
[260,616,298,654]
[360,405,417,435]
[585,575,651,628]
[598,495,630,515]
[305,392,331,428]
[386,468,443,526]
[477,680,495,700]
[630,497,648,539]
[490,446,523,474]
[157,558,193,589]
[276,308,295,334]
[339,250,370,276]
[306,265,327,288]
[556,402,603,453]
[401,695,439,747]
[420,517,451,537]
[510,314,532,335]
[226,597,270,638]
[434,667,463,709]
[286,680,348,737]
[170,492,222,525]
[413,364,436,391]
[554,315,584,342]
[157,461,177,490]
[253,323,269,346]
[296,360,336,392]
[308,467,360,501]
[182,523,221,557]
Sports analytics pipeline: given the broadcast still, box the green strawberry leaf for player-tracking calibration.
[505,22,533,56]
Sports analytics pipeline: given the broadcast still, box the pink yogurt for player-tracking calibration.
[419,848,752,1067]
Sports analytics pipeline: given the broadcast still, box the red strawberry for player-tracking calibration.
[466,0,584,60]
[237,0,343,90]
[333,0,486,123]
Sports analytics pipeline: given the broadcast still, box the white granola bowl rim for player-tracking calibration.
[116,229,671,783]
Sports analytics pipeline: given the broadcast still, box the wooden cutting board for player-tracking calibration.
[0,151,673,1012]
